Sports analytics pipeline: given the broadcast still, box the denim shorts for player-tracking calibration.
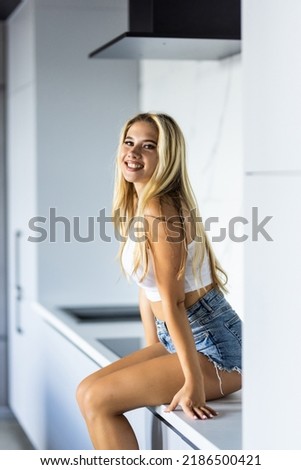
[155,287,242,374]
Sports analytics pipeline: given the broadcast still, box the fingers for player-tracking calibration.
[192,405,218,420]
[206,405,219,416]
[165,401,218,420]
[164,396,178,413]
[182,403,200,420]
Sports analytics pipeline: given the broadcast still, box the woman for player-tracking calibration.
[77,113,242,450]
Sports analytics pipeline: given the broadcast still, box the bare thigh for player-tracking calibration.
[77,343,168,401]
[79,346,241,415]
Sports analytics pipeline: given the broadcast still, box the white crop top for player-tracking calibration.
[122,237,213,302]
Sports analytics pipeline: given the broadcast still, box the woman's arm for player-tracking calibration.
[145,201,214,419]
[139,288,159,346]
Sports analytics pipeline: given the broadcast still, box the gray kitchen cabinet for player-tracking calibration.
[163,425,195,450]
[6,6,41,446]
[145,409,195,450]
[7,83,44,444]
[8,298,45,448]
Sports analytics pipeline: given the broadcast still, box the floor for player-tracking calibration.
[0,412,34,450]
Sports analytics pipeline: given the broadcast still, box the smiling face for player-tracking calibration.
[120,121,159,194]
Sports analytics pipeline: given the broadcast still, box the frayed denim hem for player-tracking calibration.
[198,351,242,396]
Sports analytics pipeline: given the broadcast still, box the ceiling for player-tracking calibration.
[0,0,22,20]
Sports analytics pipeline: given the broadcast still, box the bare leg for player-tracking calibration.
[77,343,169,449]
[77,344,241,450]
[76,342,167,416]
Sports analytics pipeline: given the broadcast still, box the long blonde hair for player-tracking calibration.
[112,112,228,292]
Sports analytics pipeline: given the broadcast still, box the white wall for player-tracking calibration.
[139,56,243,315]
[34,0,140,305]
[243,0,301,448]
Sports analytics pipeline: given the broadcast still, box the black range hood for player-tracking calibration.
[89,0,241,60]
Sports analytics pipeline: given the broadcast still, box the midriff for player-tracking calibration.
[150,283,215,321]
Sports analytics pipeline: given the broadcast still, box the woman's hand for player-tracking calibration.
[164,381,218,420]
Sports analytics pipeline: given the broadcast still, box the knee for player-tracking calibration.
[76,376,91,412]
[77,377,116,420]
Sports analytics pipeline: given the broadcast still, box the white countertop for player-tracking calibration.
[34,300,242,450]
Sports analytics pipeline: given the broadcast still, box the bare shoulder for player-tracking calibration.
[144,198,185,244]
[144,197,180,220]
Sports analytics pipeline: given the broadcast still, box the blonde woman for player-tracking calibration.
[77,113,242,450]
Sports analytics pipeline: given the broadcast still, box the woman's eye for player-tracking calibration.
[144,144,156,150]
[124,140,133,146]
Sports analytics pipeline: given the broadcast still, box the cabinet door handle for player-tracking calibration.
[15,230,23,334]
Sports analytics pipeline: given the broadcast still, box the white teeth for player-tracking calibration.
[127,162,143,169]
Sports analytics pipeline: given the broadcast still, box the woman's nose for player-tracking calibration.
[128,146,141,158]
